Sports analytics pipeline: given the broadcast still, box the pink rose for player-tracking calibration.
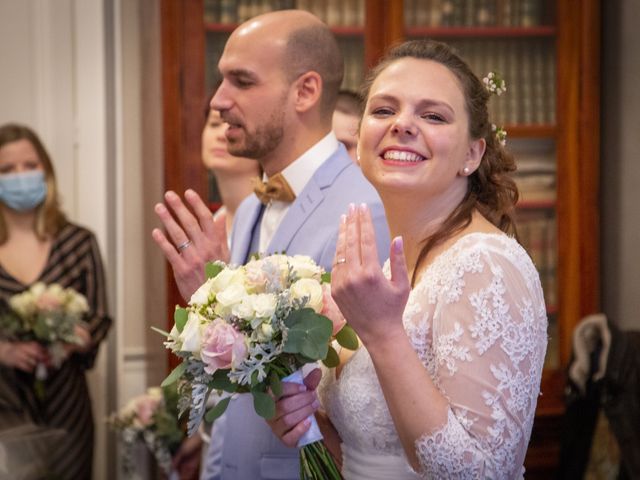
[321,284,346,336]
[135,395,161,427]
[200,320,248,375]
[35,292,63,311]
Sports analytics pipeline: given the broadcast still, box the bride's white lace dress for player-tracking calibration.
[320,233,548,480]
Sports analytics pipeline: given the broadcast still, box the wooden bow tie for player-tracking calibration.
[252,173,296,204]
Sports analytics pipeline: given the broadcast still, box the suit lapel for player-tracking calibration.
[230,196,263,265]
[267,147,352,254]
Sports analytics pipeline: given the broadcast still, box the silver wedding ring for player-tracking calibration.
[334,258,347,265]
[177,240,192,252]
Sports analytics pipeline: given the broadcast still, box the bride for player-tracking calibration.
[268,39,548,479]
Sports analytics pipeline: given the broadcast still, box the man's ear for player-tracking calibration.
[293,71,322,113]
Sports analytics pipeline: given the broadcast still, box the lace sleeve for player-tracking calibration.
[410,238,547,479]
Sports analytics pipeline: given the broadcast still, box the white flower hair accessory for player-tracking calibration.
[492,124,507,147]
[483,71,507,95]
[483,71,508,146]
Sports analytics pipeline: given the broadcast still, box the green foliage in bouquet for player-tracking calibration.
[155,254,357,479]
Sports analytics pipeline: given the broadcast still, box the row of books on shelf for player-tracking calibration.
[404,0,549,28]
[337,38,365,92]
[204,0,365,27]
[517,211,557,309]
[514,153,556,203]
[447,38,556,125]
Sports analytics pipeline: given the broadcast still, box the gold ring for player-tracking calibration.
[177,240,192,252]
[334,258,346,265]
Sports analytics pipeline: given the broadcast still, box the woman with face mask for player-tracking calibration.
[0,123,111,479]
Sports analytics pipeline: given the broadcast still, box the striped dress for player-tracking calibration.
[0,223,111,479]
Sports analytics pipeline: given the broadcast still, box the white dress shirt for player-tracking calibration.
[258,132,339,252]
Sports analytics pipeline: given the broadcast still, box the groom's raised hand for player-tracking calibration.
[152,189,229,301]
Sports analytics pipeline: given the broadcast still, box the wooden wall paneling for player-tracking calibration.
[161,0,208,368]
[555,0,601,368]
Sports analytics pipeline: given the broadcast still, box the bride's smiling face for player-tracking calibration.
[358,57,484,202]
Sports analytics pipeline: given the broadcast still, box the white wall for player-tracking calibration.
[0,0,166,478]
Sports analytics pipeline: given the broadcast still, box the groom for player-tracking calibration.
[153,10,390,479]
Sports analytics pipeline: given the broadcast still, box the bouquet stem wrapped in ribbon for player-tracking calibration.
[156,254,358,479]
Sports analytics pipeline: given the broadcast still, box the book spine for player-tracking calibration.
[220,0,237,24]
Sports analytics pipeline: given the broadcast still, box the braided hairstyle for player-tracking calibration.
[360,40,519,285]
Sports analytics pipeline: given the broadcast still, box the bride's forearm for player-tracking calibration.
[315,410,343,468]
[366,330,449,470]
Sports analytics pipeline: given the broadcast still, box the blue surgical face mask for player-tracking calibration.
[0,170,48,212]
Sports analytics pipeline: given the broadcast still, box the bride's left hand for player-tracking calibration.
[331,204,410,346]
[267,368,322,448]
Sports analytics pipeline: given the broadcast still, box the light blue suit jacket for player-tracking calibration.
[201,145,390,480]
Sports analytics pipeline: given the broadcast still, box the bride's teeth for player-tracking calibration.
[383,150,425,162]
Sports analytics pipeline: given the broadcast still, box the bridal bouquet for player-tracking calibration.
[0,282,88,395]
[109,386,185,477]
[157,254,357,479]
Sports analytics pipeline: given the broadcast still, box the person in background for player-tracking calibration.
[332,89,361,162]
[152,10,390,480]
[200,102,261,235]
[268,39,548,479]
[0,123,111,479]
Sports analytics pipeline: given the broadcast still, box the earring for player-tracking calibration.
[463,167,470,175]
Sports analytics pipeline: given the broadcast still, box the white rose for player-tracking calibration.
[31,282,46,298]
[214,283,247,316]
[67,293,89,315]
[179,311,205,355]
[255,322,275,342]
[290,278,323,313]
[251,293,277,319]
[211,267,245,294]
[9,295,31,316]
[48,284,64,297]
[244,260,268,293]
[231,297,255,320]
[189,277,215,306]
[289,255,322,280]
[146,387,163,401]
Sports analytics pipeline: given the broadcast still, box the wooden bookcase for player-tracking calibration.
[160,0,600,476]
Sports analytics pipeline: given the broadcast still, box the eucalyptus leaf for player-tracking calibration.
[269,372,282,397]
[205,262,224,279]
[174,307,188,333]
[283,308,332,360]
[204,396,231,423]
[322,345,340,368]
[335,324,359,350]
[210,369,237,393]
[161,362,187,387]
[252,389,275,419]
